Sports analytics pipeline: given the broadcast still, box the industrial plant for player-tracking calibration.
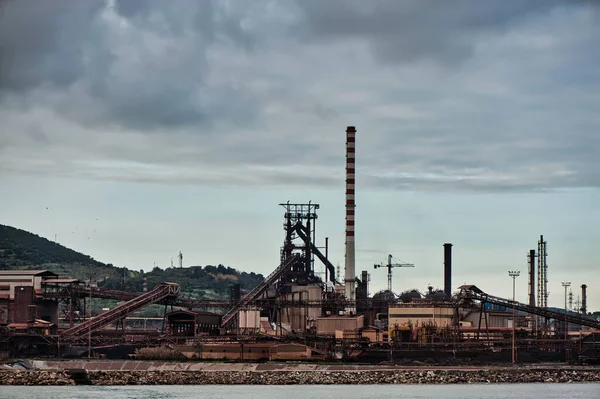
[1,126,599,364]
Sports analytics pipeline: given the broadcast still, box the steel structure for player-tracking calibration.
[43,283,600,330]
[459,285,600,330]
[60,283,180,338]
[537,235,548,308]
[373,254,414,292]
[279,202,325,285]
[220,254,300,327]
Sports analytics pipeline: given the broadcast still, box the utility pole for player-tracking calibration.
[374,254,415,292]
[88,274,93,358]
[86,270,98,359]
[508,270,520,365]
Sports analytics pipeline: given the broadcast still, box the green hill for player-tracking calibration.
[0,224,264,301]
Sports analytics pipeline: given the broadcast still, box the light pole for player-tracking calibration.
[88,276,92,358]
[508,270,520,365]
[562,282,571,344]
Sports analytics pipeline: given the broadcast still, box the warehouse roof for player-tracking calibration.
[0,270,57,277]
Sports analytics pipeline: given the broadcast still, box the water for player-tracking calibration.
[0,384,599,399]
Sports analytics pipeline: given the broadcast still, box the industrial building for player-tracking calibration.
[165,310,221,337]
[0,270,65,326]
[1,125,599,364]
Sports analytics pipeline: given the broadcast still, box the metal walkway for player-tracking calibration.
[60,282,180,338]
[220,254,300,327]
[459,285,600,329]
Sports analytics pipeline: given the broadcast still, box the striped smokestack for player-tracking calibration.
[345,126,356,309]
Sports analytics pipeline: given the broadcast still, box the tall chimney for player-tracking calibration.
[528,249,536,307]
[345,126,356,309]
[581,284,587,315]
[444,243,453,299]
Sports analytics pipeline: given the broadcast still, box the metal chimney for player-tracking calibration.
[345,126,357,310]
[581,284,587,314]
[528,249,536,307]
[444,243,453,299]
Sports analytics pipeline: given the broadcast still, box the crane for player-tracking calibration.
[374,254,415,292]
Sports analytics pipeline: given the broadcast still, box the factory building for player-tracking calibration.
[165,310,221,337]
[0,270,61,326]
[388,305,455,330]
[316,314,365,336]
[278,284,323,333]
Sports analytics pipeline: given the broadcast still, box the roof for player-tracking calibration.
[316,315,364,320]
[0,270,58,277]
[8,320,54,328]
[166,309,220,317]
[42,278,81,284]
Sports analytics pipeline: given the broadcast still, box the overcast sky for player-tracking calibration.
[1,0,599,310]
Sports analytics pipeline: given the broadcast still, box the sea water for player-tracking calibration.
[0,384,599,398]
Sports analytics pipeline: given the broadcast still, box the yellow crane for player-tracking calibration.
[374,254,415,292]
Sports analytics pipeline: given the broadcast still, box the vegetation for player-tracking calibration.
[0,223,264,307]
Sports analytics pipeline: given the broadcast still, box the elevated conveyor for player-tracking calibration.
[459,285,600,329]
[220,254,300,327]
[60,282,180,337]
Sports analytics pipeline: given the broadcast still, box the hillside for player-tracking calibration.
[0,224,264,301]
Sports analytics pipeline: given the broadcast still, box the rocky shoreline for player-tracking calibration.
[1,368,600,385]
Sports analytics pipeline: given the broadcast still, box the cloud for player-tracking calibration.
[290,0,594,65]
[0,0,599,192]
[0,0,263,130]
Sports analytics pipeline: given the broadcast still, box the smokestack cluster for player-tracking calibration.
[345,126,356,308]
[444,243,453,299]
[581,284,587,315]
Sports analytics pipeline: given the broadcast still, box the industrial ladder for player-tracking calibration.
[60,282,180,337]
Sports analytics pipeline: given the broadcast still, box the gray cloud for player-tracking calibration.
[291,0,594,65]
[0,0,263,130]
[0,0,599,192]
[0,0,104,90]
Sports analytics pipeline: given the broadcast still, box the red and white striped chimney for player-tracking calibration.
[345,126,356,307]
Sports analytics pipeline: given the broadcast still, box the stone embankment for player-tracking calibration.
[0,370,74,385]
[1,368,600,385]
